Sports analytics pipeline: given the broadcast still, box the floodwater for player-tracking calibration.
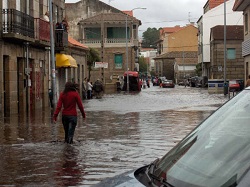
[0,85,228,187]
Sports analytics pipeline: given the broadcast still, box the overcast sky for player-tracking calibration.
[65,0,208,36]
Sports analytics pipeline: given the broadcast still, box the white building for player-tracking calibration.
[198,0,243,76]
[139,49,157,72]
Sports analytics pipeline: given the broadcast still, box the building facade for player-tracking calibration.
[0,0,88,117]
[197,0,243,77]
[210,25,244,80]
[154,51,198,83]
[65,1,142,92]
[233,0,250,83]
[154,24,198,83]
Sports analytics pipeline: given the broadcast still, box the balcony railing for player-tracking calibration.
[34,18,50,42]
[2,9,34,38]
[55,29,68,50]
[81,38,131,44]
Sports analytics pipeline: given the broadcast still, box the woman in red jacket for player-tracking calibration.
[53,82,86,144]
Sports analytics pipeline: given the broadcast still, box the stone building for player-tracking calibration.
[65,0,142,93]
[154,51,198,83]
[210,25,244,80]
[0,0,88,117]
[233,0,250,82]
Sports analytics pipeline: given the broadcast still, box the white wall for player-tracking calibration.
[202,0,243,63]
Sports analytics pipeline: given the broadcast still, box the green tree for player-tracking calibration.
[195,63,202,76]
[138,56,147,73]
[87,47,101,79]
[142,27,160,48]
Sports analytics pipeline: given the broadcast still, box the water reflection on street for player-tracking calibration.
[0,86,228,186]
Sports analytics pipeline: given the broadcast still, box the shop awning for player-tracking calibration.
[56,54,77,68]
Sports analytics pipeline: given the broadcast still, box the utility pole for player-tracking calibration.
[49,0,57,109]
[126,14,129,92]
[101,12,105,84]
[223,0,227,95]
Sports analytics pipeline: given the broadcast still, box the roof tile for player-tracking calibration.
[68,36,88,49]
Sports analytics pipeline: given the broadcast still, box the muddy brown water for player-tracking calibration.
[0,86,228,186]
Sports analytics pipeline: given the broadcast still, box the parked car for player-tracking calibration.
[229,80,241,92]
[161,80,175,88]
[189,76,208,87]
[189,76,199,87]
[195,76,208,87]
[94,87,250,187]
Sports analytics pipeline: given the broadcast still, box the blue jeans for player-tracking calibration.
[62,115,77,144]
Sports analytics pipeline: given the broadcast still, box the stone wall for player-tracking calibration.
[66,0,121,40]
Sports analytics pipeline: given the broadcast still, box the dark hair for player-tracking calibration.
[63,82,76,93]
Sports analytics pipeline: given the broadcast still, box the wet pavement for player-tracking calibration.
[0,85,228,187]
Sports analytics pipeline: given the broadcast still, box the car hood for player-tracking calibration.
[92,170,145,187]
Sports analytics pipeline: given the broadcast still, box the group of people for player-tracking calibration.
[140,79,150,89]
[82,78,104,99]
[43,11,69,32]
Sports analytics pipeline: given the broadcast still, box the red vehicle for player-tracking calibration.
[162,79,175,88]
[122,71,141,91]
[229,80,240,92]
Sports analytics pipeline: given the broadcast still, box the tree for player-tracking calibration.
[87,47,101,79]
[141,28,160,48]
[138,56,147,74]
[195,63,202,76]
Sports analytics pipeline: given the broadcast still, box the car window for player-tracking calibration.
[229,80,237,84]
[154,90,250,187]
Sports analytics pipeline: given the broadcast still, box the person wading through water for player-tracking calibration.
[53,82,86,144]
[93,79,104,99]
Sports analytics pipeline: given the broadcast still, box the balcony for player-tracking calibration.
[34,18,50,45]
[55,29,68,51]
[80,38,133,48]
[2,9,35,42]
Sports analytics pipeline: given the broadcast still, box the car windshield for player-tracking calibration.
[153,89,250,187]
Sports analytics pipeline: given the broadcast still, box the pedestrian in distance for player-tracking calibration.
[87,79,93,99]
[143,79,147,89]
[53,82,86,144]
[48,88,53,108]
[246,75,250,88]
[93,79,104,99]
[82,77,87,99]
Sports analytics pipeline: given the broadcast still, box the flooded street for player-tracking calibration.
[0,85,228,187]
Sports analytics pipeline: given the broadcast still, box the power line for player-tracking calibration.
[142,11,241,25]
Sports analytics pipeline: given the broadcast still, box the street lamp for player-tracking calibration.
[126,7,146,92]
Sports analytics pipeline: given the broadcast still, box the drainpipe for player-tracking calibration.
[49,0,57,109]
[24,42,30,115]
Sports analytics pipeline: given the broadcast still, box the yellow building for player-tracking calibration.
[155,24,198,83]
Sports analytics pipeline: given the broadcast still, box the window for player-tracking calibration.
[244,13,248,34]
[85,28,101,39]
[107,27,130,39]
[227,48,236,60]
[114,54,123,69]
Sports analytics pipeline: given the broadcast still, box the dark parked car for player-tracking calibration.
[94,87,250,187]
[189,76,199,87]
[196,76,208,87]
[161,80,175,88]
[189,76,208,87]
